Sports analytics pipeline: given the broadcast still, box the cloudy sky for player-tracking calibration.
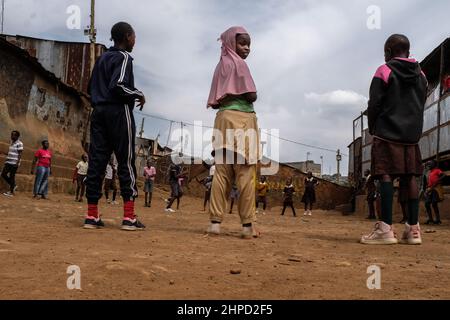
[3,0,450,175]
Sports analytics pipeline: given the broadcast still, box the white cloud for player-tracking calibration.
[305,90,368,106]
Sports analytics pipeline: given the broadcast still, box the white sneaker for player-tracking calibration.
[308,210,312,216]
[3,192,13,197]
[165,208,176,213]
[400,223,422,245]
[112,201,118,205]
[207,223,221,235]
[361,222,398,245]
[304,211,308,216]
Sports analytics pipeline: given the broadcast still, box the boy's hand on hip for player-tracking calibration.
[136,95,146,111]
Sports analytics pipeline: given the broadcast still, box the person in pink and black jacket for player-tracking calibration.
[361,34,428,246]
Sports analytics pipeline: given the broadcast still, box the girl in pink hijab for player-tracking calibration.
[207,26,260,240]
[207,26,257,109]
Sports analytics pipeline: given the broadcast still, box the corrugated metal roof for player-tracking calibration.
[0,36,89,99]
[1,34,106,94]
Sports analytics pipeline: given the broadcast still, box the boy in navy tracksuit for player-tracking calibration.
[361,34,427,245]
[84,22,147,231]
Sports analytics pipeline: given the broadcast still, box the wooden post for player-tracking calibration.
[89,0,96,73]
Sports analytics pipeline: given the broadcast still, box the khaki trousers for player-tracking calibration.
[210,163,257,225]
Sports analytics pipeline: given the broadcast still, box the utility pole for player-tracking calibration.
[84,0,97,72]
[336,149,342,183]
[306,152,311,172]
[82,0,96,151]
[180,122,184,155]
[320,156,323,178]
[139,117,145,138]
[1,0,4,34]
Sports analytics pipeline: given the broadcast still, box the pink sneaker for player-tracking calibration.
[400,223,422,245]
[360,222,398,245]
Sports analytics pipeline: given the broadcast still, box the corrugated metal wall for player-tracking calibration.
[4,35,105,94]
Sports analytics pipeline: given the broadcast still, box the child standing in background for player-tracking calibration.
[229,183,239,214]
[364,170,377,220]
[1,130,23,197]
[197,175,213,211]
[104,157,118,205]
[31,140,52,200]
[165,163,183,213]
[302,172,319,216]
[362,34,428,245]
[256,176,269,214]
[281,178,296,217]
[424,160,445,225]
[143,159,156,207]
[74,154,89,202]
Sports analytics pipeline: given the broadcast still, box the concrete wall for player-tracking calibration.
[1,42,90,185]
[262,164,352,210]
[158,158,353,209]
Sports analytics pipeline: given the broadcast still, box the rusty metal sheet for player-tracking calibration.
[4,35,105,95]
[419,129,439,160]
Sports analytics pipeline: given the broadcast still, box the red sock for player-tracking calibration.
[124,201,135,220]
[87,204,99,219]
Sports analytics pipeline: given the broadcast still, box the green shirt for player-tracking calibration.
[219,99,255,113]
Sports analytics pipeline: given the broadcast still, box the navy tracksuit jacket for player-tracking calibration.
[86,47,144,204]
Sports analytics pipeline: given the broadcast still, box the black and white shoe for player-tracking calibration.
[83,218,105,229]
[121,219,146,231]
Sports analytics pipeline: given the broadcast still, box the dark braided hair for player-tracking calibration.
[110,22,134,43]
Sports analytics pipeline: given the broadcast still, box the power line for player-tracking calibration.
[262,130,348,157]
[134,110,348,157]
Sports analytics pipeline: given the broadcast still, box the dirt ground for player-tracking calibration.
[1,189,449,300]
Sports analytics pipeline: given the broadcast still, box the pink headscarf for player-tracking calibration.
[207,26,257,108]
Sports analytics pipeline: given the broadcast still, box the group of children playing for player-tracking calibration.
[198,172,320,218]
[52,20,437,244]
